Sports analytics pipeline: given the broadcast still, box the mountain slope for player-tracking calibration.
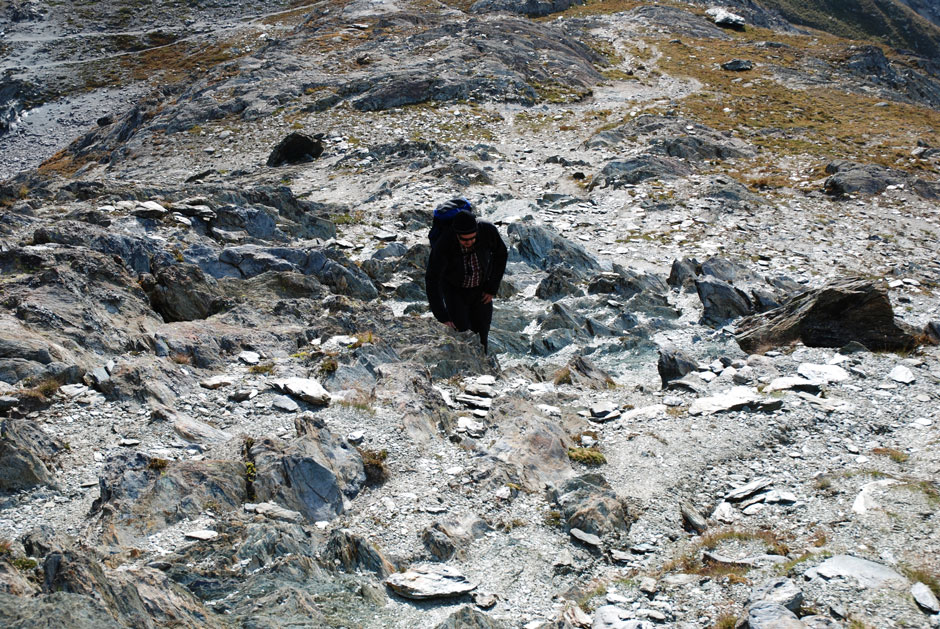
[760,0,940,59]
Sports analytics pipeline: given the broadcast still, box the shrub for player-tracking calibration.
[248,362,275,375]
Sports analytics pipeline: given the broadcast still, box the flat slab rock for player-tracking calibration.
[385,565,477,599]
[270,377,331,405]
[689,386,779,415]
[815,555,909,589]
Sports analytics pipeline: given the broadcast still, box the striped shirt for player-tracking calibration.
[461,248,481,288]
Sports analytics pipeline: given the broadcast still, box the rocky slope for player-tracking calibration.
[1,1,939,628]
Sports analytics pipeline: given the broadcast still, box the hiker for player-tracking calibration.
[425,203,507,353]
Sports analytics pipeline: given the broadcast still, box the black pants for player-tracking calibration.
[443,284,493,352]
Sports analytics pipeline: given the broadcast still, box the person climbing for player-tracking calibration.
[425,202,507,353]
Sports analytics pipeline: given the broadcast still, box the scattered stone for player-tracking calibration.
[200,375,235,390]
[184,529,218,541]
[238,351,261,365]
[570,527,602,548]
[912,582,940,614]
[764,376,821,393]
[725,477,773,502]
[749,577,803,613]
[270,377,331,405]
[888,365,915,384]
[816,555,909,589]
[243,501,303,522]
[680,502,708,533]
[797,363,849,383]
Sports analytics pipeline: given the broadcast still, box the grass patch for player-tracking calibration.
[871,447,909,463]
[11,558,37,572]
[17,377,62,401]
[319,357,338,375]
[713,614,739,629]
[147,458,169,472]
[900,565,940,598]
[567,447,607,466]
[553,366,572,386]
[248,362,275,375]
[663,526,792,580]
[170,352,192,365]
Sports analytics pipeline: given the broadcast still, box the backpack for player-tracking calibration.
[429,197,473,245]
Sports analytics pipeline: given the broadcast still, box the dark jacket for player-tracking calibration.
[425,221,508,323]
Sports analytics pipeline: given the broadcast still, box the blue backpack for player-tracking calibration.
[429,197,473,245]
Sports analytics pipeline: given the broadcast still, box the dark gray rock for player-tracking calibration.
[0,419,64,491]
[91,452,245,544]
[591,155,693,189]
[537,267,584,300]
[435,605,507,629]
[41,551,221,628]
[721,59,753,71]
[508,221,601,276]
[823,160,907,196]
[323,528,395,578]
[695,276,754,326]
[266,132,323,167]
[249,413,365,523]
[31,221,172,274]
[421,515,493,561]
[549,473,631,538]
[470,0,583,18]
[0,591,124,629]
[658,347,699,387]
[735,278,919,353]
[588,265,676,319]
[667,257,700,291]
[565,355,615,389]
[140,262,225,322]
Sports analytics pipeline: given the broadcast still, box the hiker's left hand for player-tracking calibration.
[481,293,494,304]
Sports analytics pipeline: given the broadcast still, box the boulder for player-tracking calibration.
[537,267,584,300]
[0,418,64,491]
[435,605,507,629]
[749,577,803,613]
[140,262,225,322]
[735,278,919,353]
[823,160,907,196]
[657,346,699,387]
[508,221,601,276]
[564,355,615,389]
[421,515,493,561]
[590,155,693,189]
[249,413,365,523]
[667,257,699,291]
[550,473,632,538]
[721,59,753,71]
[266,132,323,167]
[745,600,804,629]
[815,555,909,589]
[322,528,395,578]
[91,452,245,543]
[270,377,331,405]
[695,276,753,326]
[385,565,477,600]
